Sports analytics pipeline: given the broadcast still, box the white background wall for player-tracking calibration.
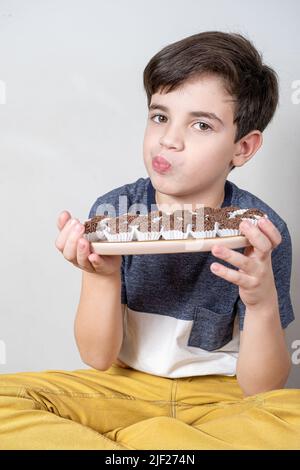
[0,0,299,387]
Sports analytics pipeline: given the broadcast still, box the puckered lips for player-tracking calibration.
[152,155,172,173]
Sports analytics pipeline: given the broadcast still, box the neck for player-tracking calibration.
[155,183,226,212]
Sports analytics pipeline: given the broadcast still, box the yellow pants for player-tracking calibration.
[0,363,300,450]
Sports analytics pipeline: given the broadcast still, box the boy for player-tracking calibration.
[0,30,299,450]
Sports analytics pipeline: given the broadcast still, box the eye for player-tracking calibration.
[149,114,212,132]
[193,121,212,131]
[150,113,167,123]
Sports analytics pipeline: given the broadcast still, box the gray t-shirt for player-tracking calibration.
[88,177,294,378]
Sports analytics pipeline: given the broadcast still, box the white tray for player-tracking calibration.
[91,235,250,255]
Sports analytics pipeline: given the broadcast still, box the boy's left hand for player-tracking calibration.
[210,218,282,309]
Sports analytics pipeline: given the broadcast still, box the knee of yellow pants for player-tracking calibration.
[109,416,233,450]
[110,417,183,450]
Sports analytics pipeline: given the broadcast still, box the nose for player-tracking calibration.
[159,125,184,150]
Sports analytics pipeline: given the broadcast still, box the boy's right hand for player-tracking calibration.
[55,211,122,276]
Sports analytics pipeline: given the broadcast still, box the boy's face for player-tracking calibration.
[143,74,240,202]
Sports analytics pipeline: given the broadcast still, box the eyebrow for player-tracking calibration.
[148,103,224,126]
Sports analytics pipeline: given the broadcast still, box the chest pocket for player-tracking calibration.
[187,306,236,351]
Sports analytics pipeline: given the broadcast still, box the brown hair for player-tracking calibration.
[143,31,279,171]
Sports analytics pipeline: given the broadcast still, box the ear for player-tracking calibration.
[231,130,263,168]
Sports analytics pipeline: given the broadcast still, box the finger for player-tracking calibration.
[257,217,282,248]
[77,237,95,270]
[57,211,72,231]
[210,262,256,288]
[239,220,273,257]
[55,217,80,251]
[88,252,108,272]
[62,222,85,261]
[88,252,102,266]
[211,245,253,274]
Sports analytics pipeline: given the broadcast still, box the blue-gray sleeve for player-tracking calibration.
[88,197,127,305]
[236,222,295,330]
